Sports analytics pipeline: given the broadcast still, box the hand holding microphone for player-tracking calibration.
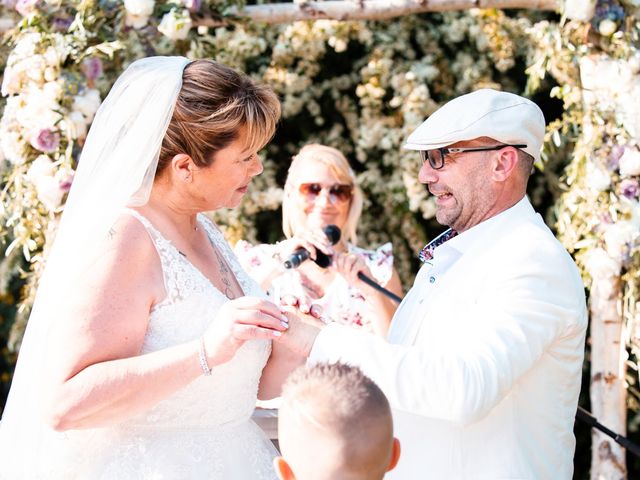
[283,225,341,269]
[282,225,402,303]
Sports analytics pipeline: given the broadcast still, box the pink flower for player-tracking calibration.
[15,0,38,16]
[183,0,201,12]
[30,129,60,153]
[58,172,74,192]
[81,57,103,81]
[620,178,640,200]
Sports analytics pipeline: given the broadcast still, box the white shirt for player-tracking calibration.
[309,197,587,479]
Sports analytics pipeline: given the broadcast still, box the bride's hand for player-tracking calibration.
[202,296,289,365]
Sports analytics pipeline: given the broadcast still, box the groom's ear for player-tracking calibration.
[273,456,296,480]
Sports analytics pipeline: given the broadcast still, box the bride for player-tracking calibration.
[0,57,288,478]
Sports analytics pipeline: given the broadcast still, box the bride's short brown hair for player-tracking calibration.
[158,60,280,173]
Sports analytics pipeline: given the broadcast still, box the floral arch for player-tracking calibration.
[0,0,638,477]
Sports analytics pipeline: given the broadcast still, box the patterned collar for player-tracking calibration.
[418,228,459,263]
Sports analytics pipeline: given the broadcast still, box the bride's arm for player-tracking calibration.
[43,216,286,431]
[258,340,304,400]
[258,310,322,400]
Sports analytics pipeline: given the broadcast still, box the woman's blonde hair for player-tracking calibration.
[283,144,363,245]
[158,60,281,173]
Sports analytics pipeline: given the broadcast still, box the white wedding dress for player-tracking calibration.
[41,211,278,479]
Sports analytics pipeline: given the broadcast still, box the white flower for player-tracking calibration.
[619,197,640,230]
[124,0,154,16]
[67,111,88,139]
[24,55,47,83]
[43,66,57,82]
[42,81,62,103]
[0,130,25,165]
[1,66,21,96]
[124,0,155,28]
[26,154,55,183]
[328,36,347,53]
[35,175,64,211]
[598,19,618,37]
[584,247,621,279]
[25,155,64,210]
[629,52,640,74]
[43,46,60,67]
[586,163,611,192]
[619,148,640,176]
[158,8,192,41]
[603,221,638,260]
[72,89,101,122]
[379,136,393,150]
[15,0,38,17]
[17,87,62,130]
[12,32,40,58]
[563,0,596,22]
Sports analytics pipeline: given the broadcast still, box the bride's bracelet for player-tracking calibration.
[198,337,212,377]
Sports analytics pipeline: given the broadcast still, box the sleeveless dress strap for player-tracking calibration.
[123,209,187,307]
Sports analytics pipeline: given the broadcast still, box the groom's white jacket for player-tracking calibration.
[309,197,587,480]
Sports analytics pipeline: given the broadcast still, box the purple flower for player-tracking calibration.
[619,178,640,200]
[30,129,60,153]
[608,144,626,171]
[81,57,103,81]
[2,0,17,8]
[52,16,74,32]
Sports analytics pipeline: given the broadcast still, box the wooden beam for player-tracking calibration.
[197,0,559,26]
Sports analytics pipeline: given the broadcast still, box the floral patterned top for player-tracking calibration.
[235,240,394,332]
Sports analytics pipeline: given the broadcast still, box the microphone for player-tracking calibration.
[283,225,341,269]
[282,225,403,304]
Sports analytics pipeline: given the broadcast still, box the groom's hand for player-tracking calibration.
[278,307,323,358]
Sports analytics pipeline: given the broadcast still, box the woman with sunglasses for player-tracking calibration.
[237,144,402,336]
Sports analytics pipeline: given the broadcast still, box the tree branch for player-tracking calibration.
[198,0,559,26]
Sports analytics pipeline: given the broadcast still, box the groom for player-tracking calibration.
[284,89,587,479]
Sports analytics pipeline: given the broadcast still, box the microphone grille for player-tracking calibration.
[323,225,341,245]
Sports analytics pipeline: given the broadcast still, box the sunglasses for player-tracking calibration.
[420,144,527,170]
[298,183,354,204]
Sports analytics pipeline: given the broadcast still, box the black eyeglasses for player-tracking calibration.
[420,144,527,170]
[298,183,354,204]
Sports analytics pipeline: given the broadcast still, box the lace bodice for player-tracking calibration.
[20,211,278,479]
[123,210,271,429]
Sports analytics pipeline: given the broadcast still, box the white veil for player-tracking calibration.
[0,56,190,477]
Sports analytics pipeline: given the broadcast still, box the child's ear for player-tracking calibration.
[273,456,296,480]
[386,438,402,472]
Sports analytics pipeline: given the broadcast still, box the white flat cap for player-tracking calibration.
[404,89,545,162]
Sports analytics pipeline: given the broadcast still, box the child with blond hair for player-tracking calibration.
[274,362,400,480]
